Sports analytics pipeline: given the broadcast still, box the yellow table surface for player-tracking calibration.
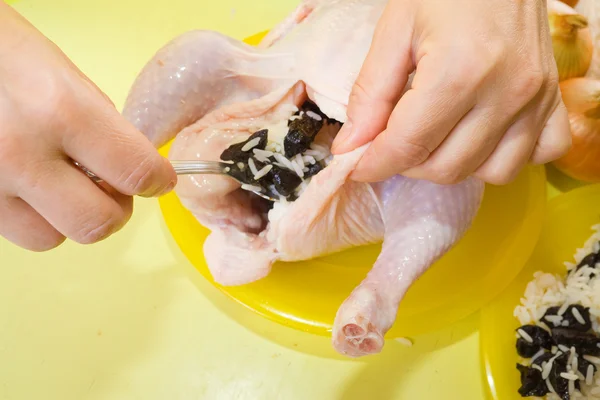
[2,1,575,399]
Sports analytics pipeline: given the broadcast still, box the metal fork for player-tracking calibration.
[74,160,277,201]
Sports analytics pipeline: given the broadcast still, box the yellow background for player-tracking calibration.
[2,1,577,399]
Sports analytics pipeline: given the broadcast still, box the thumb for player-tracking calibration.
[331,2,413,155]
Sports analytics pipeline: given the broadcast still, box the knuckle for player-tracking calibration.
[26,78,75,129]
[447,44,500,91]
[533,131,572,164]
[119,154,164,196]
[392,139,431,169]
[350,78,376,106]
[429,164,467,185]
[73,208,125,244]
[477,167,518,186]
[512,69,545,103]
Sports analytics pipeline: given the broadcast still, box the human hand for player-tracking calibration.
[331,0,572,185]
[0,3,176,251]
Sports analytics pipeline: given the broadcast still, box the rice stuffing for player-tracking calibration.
[513,224,600,400]
[219,101,340,202]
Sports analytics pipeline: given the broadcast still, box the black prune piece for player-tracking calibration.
[516,326,553,358]
[551,328,600,356]
[304,162,324,179]
[284,115,323,158]
[220,129,268,163]
[543,305,592,332]
[299,100,327,120]
[226,162,254,184]
[574,247,600,272]
[226,157,269,185]
[532,351,554,367]
[578,355,597,378]
[517,339,544,358]
[270,165,302,197]
[516,364,549,397]
[547,352,576,400]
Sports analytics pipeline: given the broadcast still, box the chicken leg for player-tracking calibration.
[332,176,484,357]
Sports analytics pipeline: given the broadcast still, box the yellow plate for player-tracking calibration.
[480,183,600,399]
[156,32,548,339]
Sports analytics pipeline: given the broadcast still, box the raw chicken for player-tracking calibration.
[122,0,485,357]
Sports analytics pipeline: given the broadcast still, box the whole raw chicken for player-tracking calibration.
[122,0,485,357]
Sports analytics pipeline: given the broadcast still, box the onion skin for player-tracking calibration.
[552,78,600,182]
[548,7,594,81]
[561,0,579,7]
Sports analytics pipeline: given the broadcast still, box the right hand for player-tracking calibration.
[0,3,176,251]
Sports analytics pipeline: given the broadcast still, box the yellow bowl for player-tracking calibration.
[480,183,600,399]
[156,32,548,339]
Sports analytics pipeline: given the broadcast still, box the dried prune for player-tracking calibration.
[516,364,549,397]
[226,157,268,185]
[542,305,592,332]
[516,325,553,358]
[574,248,600,272]
[270,165,302,198]
[578,355,597,378]
[284,114,323,158]
[551,328,600,356]
[547,352,577,400]
[220,129,268,163]
[304,162,324,179]
[532,351,554,367]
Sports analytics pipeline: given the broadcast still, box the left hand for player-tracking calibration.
[331,0,572,185]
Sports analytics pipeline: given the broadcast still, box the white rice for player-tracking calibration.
[559,302,570,316]
[573,307,587,325]
[514,224,600,399]
[306,110,322,121]
[253,148,274,163]
[273,153,295,171]
[241,137,261,152]
[562,372,580,380]
[518,328,534,343]
[292,154,305,178]
[253,164,272,180]
[248,157,259,176]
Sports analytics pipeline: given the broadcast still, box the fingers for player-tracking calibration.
[331,1,413,155]
[61,99,176,198]
[15,159,133,245]
[530,100,571,165]
[0,196,65,251]
[350,51,479,182]
[399,105,509,184]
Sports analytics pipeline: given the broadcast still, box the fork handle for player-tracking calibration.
[75,160,227,183]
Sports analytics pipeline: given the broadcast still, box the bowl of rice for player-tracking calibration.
[480,184,600,400]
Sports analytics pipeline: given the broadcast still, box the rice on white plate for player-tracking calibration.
[514,224,600,399]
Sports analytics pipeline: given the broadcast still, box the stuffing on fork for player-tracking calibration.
[122,0,485,357]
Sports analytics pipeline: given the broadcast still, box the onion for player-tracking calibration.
[548,0,594,81]
[552,77,600,182]
[561,0,579,7]
[575,0,600,79]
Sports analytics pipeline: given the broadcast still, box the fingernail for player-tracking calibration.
[158,179,177,197]
[331,119,354,154]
